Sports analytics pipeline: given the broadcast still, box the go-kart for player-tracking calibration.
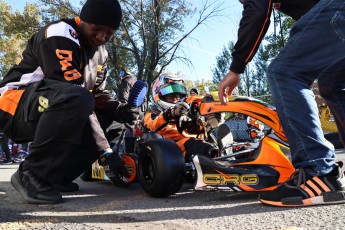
[136,95,295,197]
[85,124,141,183]
[80,79,147,183]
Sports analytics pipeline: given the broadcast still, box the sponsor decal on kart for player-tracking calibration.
[203,173,259,185]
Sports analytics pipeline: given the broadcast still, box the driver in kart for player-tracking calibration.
[144,73,218,163]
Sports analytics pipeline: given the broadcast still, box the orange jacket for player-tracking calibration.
[145,110,206,156]
[144,112,198,142]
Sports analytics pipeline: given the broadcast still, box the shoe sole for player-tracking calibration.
[260,191,345,207]
[11,171,63,204]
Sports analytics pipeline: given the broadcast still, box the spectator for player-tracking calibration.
[117,68,137,103]
[190,88,198,96]
[218,0,345,206]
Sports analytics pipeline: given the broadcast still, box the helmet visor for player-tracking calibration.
[159,83,187,97]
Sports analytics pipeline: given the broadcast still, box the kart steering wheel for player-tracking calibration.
[175,99,201,134]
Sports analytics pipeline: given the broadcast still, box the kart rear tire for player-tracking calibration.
[138,138,185,198]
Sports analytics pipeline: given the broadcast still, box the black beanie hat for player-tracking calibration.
[80,0,122,30]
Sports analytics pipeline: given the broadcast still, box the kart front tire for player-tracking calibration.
[138,138,185,198]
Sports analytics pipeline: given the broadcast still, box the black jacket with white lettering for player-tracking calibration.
[231,0,320,74]
[0,17,122,119]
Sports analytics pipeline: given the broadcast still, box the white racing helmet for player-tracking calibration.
[151,73,187,111]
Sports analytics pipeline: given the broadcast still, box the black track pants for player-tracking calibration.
[4,79,109,183]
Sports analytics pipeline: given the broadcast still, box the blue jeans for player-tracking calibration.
[267,0,345,176]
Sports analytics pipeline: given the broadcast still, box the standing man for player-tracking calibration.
[219,0,345,206]
[0,0,138,204]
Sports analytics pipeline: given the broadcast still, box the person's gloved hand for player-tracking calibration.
[119,105,139,125]
[171,102,189,117]
[163,102,189,121]
[98,150,130,187]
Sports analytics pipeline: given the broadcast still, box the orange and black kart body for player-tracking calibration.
[137,96,296,197]
[193,134,294,192]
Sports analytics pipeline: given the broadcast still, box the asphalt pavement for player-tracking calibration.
[1,149,345,230]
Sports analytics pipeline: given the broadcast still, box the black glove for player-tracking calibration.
[119,105,139,125]
[98,150,130,187]
[163,102,189,121]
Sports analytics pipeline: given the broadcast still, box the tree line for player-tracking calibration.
[0,0,293,103]
[211,10,294,103]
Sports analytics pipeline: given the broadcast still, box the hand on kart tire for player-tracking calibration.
[98,150,130,187]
